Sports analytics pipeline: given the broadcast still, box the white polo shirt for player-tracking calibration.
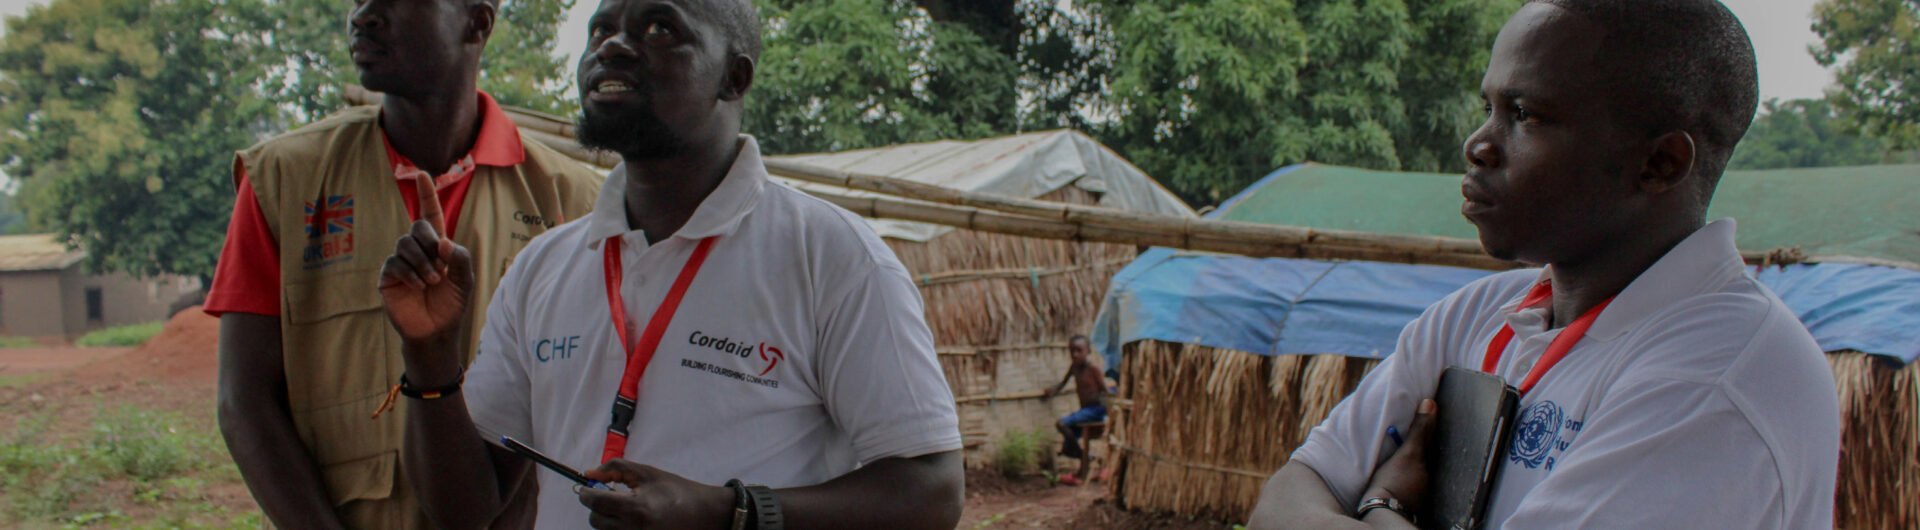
[462,136,962,529]
[1291,219,1839,529]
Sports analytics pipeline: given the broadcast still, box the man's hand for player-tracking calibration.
[576,460,733,530]
[379,173,474,349]
[1362,398,1438,516]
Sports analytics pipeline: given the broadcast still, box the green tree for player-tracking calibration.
[746,0,1020,155]
[748,0,1515,205]
[0,0,581,282]
[0,191,31,235]
[1730,98,1897,170]
[1085,0,1310,202]
[479,0,579,117]
[0,0,277,280]
[1812,0,1920,151]
[1082,0,1515,203]
[263,0,579,124]
[257,0,353,123]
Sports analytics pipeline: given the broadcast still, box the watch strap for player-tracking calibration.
[747,484,782,530]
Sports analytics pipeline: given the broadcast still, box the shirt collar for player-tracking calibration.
[1584,218,1743,340]
[469,91,526,167]
[584,135,769,248]
[1498,219,1744,341]
[379,91,526,190]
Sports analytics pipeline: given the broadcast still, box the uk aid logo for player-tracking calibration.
[301,194,355,269]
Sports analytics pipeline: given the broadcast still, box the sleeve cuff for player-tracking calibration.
[854,416,964,464]
[202,294,280,317]
[1288,440,1363,512]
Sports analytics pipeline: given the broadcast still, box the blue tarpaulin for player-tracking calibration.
[1094,251,1920,370]
[1093,163,1920,370]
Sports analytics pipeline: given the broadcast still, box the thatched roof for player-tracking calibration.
[0,234,83,272]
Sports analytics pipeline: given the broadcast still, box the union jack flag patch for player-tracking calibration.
[304,195,355,239]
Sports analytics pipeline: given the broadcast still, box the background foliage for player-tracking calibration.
[2,0,1916,280]
[0,0,574,280]
[1811,0,1920,153]
[749,0,1517,203]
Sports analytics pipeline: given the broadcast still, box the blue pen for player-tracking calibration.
[1386,425,1405,448]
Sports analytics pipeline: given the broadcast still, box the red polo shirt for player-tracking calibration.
[205,92,526,317]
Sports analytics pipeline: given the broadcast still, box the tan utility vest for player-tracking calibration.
[238,105,601,523]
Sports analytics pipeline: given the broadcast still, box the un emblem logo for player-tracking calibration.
[1508,400,1563,470]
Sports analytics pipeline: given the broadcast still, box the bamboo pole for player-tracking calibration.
[341,85,1860,271]
[765,159,1490,255]
[1108,442,1272,479]
[912,259,1134,287]
[954,390,1058,404]
[806,191,1521,268]
[765,160,1841,270]
[936,341,1074,356]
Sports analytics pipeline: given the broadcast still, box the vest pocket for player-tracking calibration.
[286,267,385,324]
[280,268,406,501]
[321,450,397,506]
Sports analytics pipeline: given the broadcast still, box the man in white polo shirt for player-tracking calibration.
[373,0,964,528]
[1249,1,1840,528]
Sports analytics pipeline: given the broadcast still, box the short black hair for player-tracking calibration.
[1529,0,1758,185]
[1069,335,1090,346]
[705,0,762,62]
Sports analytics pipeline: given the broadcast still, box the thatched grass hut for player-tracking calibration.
[768,131,1192,461]
[1092,163,1920,529]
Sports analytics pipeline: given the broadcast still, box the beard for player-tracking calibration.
[576,101,687,161]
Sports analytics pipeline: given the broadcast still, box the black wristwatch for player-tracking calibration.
[726,479,783,530]
[1356,496,1415,524]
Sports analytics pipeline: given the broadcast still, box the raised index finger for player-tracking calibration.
[411,169,447,237]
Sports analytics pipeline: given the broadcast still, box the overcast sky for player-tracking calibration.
[0,0,1838,103]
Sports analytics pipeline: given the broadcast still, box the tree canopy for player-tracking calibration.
[1812,0,1920,152]
[1730,98,1912,170]
[0,0,577,280]
[747,0,1516,204]
[33,0,1907,282]
[0,0,275,279]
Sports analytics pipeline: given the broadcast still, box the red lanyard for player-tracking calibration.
[1479,282,1613,396]
[599,235,718,463]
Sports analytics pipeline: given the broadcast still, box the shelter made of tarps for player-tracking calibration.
[1216,162,1920,267]
[770,130,1194,242]
[1094,163,1920,367]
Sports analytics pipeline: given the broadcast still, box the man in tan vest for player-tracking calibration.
[206,0,601,528]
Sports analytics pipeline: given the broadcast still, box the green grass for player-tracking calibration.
[90,407,205,480]
[993,429,1044,478]
[0,404,248,528]
[0,335,40,348]
[74,322,164,347]
[0,373,44,389]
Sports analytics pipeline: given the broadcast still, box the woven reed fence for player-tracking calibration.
[1108,340,1918,529]
[894,186,1134,464]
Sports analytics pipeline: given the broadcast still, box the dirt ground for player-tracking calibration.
[0,309,1235,529]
